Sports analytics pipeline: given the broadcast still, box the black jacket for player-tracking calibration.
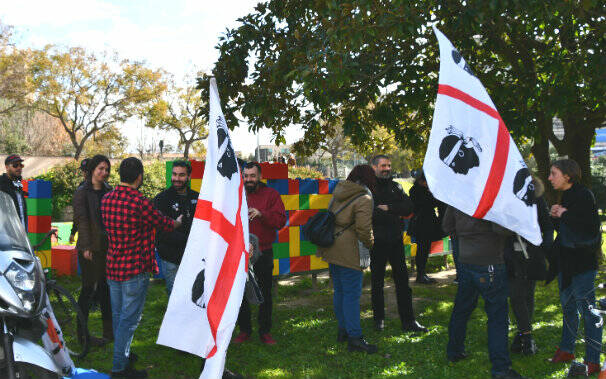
[372,177,413,243]
[154,186,199,264]
[550,183,601,288]
[0,173,28,230]
[408,183,445,242]
[73,181,111,254]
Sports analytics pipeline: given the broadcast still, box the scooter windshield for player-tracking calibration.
[0,192,32,254]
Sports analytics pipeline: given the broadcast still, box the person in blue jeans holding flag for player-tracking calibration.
[442,205,526,379]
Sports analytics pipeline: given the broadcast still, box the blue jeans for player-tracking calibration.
[329,264,363,338]
[450,236,461,278]
[107,273,150,372]
[447,263,511,377]
[558,270,602,363]
[161,260,179,295]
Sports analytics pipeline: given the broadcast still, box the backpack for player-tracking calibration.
[302,193,366,247]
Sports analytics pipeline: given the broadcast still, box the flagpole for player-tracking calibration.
[256,132,260,162]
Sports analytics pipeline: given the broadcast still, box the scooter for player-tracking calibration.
[0,191,63,378]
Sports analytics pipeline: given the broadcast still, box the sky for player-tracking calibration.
[0,0,304,156]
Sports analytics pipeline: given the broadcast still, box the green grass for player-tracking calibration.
[54,263,606,379]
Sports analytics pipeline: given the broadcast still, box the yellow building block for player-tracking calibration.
[310,254,328,270]
[261,179,267,184]
[403,232,411,245]
[36,250,52,268]
[272,259,279,276]
[289,227,300,257]
[281,195,300,211]
[190,178,202,192]
[309,194,332,209]
[410,243,417,257]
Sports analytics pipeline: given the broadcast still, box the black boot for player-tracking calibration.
[337,328,348,343]
[520,333,538,355]
[374,319,385,331]
[510,333,522,353]
[347,336,377,354]
[402,320,428,333]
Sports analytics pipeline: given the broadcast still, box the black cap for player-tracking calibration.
[5,155,24,165]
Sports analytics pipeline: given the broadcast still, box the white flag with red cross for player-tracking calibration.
[157,78,249,378]
[423,25,542,246]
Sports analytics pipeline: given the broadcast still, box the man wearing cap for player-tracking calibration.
[1,155,28,230]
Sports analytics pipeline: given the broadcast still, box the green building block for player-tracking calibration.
[28,232,51,251]
[165,161,174,188]
[26,198,52,216]
[300,241,317,256]
[299,194,310,210]
[272,242,290,259]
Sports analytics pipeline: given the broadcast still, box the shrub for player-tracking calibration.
[288,166,325,179]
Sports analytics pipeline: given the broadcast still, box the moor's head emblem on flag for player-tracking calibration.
[191,258,206,309]
[513,168,535,206]
[451,49,475,77]
[216,116,238,179]
[439,126,482,175]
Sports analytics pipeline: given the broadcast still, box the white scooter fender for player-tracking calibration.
[12,336,62,374]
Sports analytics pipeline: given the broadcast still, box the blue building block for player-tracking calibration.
[328,180,339,194]
[300,227,307,241]
[299,179,319,194]
[267,179,289,195]
[279,258,291,275]
[28,180,52,199]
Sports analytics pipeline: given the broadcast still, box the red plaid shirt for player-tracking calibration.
[101,185,174,281]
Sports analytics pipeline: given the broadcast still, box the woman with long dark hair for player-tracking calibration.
[547,159,602,375]
[317,165,376,354]
[72,155,113,346]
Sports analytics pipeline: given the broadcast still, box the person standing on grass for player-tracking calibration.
[233,161,286,346]
[101,157,182,379]
[547,159,602,375]
[154,160,199,295]
[442,205,526,379]
[505,177,553,356]
[317,164,377,354]
[72,155,113,347]
[369,154,428,333]
[0,154,27,230]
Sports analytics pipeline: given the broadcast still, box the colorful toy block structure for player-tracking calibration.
[24,180,53,268]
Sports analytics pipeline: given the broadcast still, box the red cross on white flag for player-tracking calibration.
[423,26,542,246]
[157,78,249,378]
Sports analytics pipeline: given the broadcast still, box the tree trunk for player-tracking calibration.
[74,143,84,160]
[562,118,593,187]
[531,133,556,205]
[331,154,338,178]
[183,140,191,160]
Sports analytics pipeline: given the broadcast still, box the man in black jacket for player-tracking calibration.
[370,155,427,333]
[0,155,27,230]
[154,161,199,295]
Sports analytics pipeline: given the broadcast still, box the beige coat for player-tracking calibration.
[316,181,374,271]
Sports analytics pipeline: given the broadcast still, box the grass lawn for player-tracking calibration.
[57,258,606,379]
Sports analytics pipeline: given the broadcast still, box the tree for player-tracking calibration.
[206,0,604,200]
[31,47,166,159]
[85,126,129,158]
[145,71,208,159]
[0,22,31,115]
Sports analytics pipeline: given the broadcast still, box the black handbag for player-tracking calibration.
[302,193,366,247]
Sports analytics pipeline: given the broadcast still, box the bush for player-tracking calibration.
[288,166,325,179]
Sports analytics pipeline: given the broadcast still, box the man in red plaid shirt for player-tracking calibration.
[101,157,182,378]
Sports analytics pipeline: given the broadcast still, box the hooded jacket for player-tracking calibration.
[0,173,28,230]
[316,181,374,271]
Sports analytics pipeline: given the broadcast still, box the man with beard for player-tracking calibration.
[0,155,28,230]
[154,161,199,295]
[370,155,428,333]
[233,162,286,345]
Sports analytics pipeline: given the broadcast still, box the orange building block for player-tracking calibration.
[28,215,51,233]
[51,245,78,276]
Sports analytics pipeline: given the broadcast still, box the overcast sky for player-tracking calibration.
[0,0,304,156]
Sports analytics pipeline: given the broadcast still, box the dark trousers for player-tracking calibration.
[237,249,274,335]
[415,239,431,278]
[77,251,112,336]
[447,263,511,377]
[509,274,536,334]
[451,236,461,278]
[370,238,415,325]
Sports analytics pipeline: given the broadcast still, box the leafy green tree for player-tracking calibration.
[0,22,31,115]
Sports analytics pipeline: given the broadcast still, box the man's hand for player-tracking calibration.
[83,250,93,261]
[174,215,184,229]
[249,208,262,220]
[377,205,389,211]
[550,205,567,218]
[69,233,76,244]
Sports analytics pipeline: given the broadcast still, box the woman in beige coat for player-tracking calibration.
[317,164,376,354]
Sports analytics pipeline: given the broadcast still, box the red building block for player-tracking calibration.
[288,179,299,194]
[290,256,310,273]
[51,245,78,276]
[260,163,288,179]
[278,227,290,243]
[288,210,319,226]
[21,180,29,196]
[318,180,329,194]
[189,160,205,179]
[28,215,51,233]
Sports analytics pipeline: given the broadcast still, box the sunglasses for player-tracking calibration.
[11,163,24,168]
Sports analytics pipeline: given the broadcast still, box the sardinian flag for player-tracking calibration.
[158,78,249,378]
[423,26,542,246]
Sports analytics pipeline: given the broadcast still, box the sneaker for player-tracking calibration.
[111,366,148,378]
[585,361,601,376]
[549,347,575,363]
[260,333,276,345]
[492,368,526,379]
[337,328,348,343]
[347,336,377,354]
[520,334,538,355]
[510,333,522,353]
[223,368,244,379]
[374,319,385,331]
[402,320,428,333]
[233,332,251,344]
[447,352,468,363]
